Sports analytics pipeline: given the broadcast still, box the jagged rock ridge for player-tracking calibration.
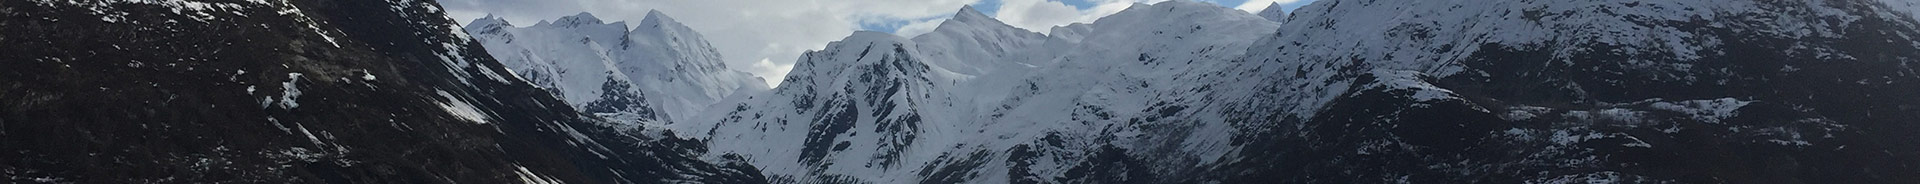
[0,0,766,183]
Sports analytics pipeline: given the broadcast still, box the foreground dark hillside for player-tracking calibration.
[0,0,763,183]
[1208,0,1920,183]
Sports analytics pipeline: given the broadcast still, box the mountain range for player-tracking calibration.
[6,0,1920,183]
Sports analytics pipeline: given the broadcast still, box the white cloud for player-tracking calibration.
[1233,0,1302,13]
[747,58,795,85]
[893,17,950,38]
[992,0,1174,34]
[995,0,1084,32]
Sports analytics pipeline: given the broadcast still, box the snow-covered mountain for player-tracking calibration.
[910,5,1050,76]
[465,11,766,124]
[0,0,763,183]
[693,2,1285,183]
[677,0,1920,183]
[38,0,1905,182]
[1255,2,1289,23]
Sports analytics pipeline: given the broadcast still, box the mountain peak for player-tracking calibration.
[643,10,673,22]
[477,14,509,25]
[815,31,916,64]
[847,31,912,44]
[905,5,1047,75]
[952,5,992,23]
[1256,2,1289,23]
[927,5,1026,33]
[785,30,920,82]
[640,10,684,28]
[552,12,605,27]
[465,14,513,31]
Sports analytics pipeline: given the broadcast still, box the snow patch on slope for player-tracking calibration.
[1649,98,1751,123]
[1362,70,1458,102]
[279,73,304,109]
[513,165,564,184]
[27,0,260,22]
[435,90,491,124]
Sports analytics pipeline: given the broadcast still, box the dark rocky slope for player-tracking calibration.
[0,0,763,183]
[1205,0,1920,183]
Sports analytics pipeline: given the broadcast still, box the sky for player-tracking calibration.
[439,0,1318,87]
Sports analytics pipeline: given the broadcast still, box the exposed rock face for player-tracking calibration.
[695,2,1287,183]
[0,0,764,183]
[686,0,1920,183]
[1211,0,1920,183]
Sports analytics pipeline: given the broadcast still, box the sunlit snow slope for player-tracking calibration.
[465,11,767,125]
